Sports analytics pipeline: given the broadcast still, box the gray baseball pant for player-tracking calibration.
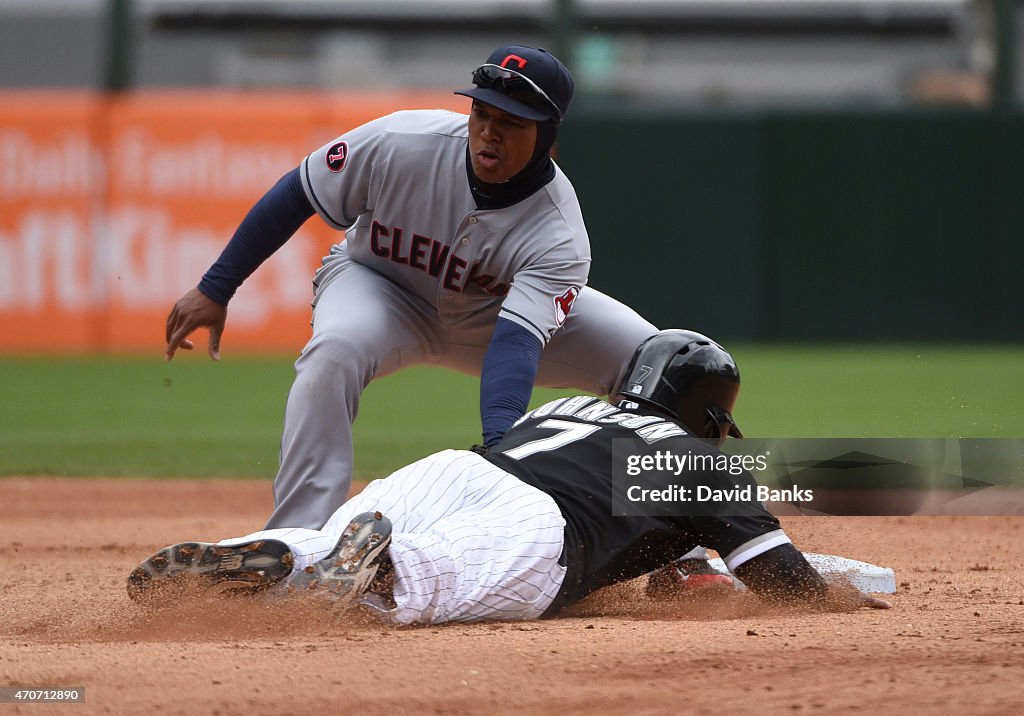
[264,258,657,530]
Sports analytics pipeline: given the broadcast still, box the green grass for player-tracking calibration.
[731,344,1024,438]
[1,344,1021,480]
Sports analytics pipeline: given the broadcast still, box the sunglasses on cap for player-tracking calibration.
[472,64,563,122]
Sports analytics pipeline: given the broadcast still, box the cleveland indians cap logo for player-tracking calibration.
[554,286,580,326]
[501,54,528,70]
[326,141,349,172]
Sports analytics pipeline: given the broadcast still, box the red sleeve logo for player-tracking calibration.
[554,286,580,326]
[326,141,348,172]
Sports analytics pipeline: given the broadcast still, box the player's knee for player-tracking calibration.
[299,330,378,377]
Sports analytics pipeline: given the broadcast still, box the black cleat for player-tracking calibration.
[127,539,294,602]
[289,511,393,610]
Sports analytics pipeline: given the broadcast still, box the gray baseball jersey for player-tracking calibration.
[300,109,590,344]
[267,109,658,531]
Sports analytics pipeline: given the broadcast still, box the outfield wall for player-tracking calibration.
[558,108,1024,342]
[2,94,1021,353]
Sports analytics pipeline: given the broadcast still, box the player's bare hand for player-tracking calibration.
[165,288,227,361]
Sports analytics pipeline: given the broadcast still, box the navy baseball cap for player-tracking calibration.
[455,45,574,123]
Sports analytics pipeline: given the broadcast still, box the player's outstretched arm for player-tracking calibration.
[734,543,891,610]
[479,318,542,446]
[165,287,228,361]
[164,167,315,361]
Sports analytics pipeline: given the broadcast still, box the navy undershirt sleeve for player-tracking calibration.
[480,317,543,447]
[198,166,315,305]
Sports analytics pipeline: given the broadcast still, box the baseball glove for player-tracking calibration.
[644,558,736,600]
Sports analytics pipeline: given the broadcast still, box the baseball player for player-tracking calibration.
[163,43,657,531]
[128,330,890,622]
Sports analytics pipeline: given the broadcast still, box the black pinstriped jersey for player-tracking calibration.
[483,395,785,616]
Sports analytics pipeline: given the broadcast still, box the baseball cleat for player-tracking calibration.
[126,539,294,602]
[644,557,737,600]
[289,511,393,610]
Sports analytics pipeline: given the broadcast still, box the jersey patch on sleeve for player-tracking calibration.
[554,286,580,326]
[326,141,349,172]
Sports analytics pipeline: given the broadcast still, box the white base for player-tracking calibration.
[708,552,896,594]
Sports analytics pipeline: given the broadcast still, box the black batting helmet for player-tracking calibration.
[613,330,744,446]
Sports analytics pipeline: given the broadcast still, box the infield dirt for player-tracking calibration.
[1,477,1022,715]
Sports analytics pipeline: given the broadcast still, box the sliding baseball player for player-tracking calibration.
[129,331,892,622]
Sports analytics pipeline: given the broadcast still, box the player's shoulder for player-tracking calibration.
[512,395,628,430]
[546,163,578,199]
[521,163,586,234]
[372,109,469,140]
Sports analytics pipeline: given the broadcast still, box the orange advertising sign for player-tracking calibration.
[0,90,469,354]
[0,93,107,351]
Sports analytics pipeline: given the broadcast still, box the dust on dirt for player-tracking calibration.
[2,477,1023,715]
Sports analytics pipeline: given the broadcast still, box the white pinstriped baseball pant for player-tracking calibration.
[221,450,567,624]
